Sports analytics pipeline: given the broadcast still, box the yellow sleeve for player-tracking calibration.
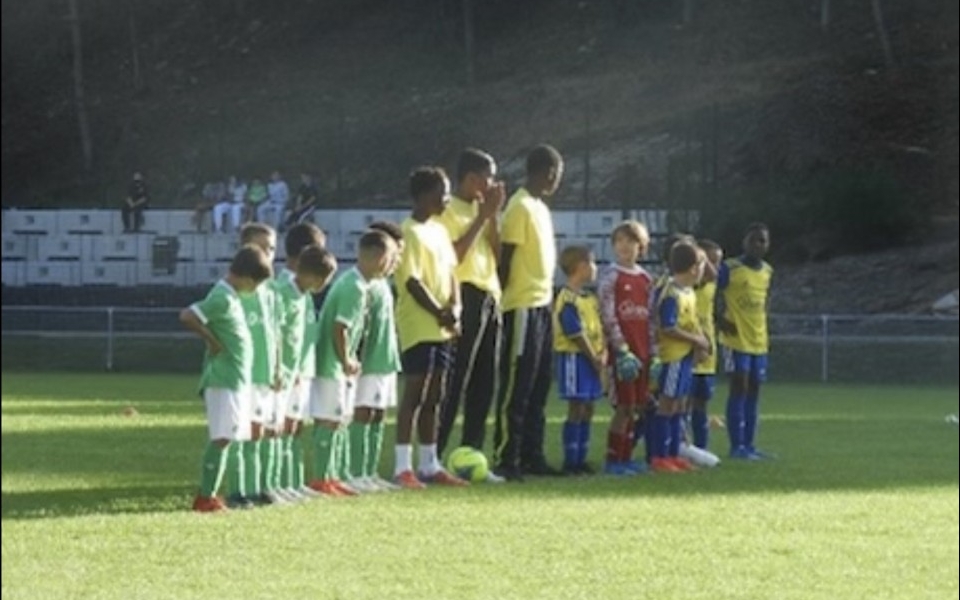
[500,200,528,246]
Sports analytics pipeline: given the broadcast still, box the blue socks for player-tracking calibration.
[691,408,709,449]
[744,394,759,451]
[562,421,579,468]
[668,414,682,457]
[726,394,746,452]
[577,421,591,466]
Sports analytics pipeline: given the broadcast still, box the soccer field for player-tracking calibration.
[2,373,958,600]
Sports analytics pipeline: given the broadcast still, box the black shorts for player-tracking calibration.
[401,342,453,375]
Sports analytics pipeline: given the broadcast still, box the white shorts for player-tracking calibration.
[267,386,288,431]
[285,378,312,422]
[310,377,357,423]
[251,385,274,425]
[355,373,398,409]
[204,387,252,441]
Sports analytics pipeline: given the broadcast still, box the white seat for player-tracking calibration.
[36,235,83,262]
[172,234,205,262]
[203,236,240,262]
[56,209,114,235]
[312,210,341,235]
[2,233,29,261]
[25,262,80,286]
[632,209,669,235]
[6,210,57,235]
[164,210,197,235]
[80,262,135,286]
[89,235,142,262]
[2,262,26,286]
[576,211,622,238]
[553,211,579,239]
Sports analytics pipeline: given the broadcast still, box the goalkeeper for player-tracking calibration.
[597,220,656,475]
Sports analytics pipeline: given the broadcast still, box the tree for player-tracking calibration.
[67,0,93,172]
[462,0,475,86]
[128,0,143,92]
[870,0,895,67]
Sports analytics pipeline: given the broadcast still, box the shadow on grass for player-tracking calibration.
[1,485,196,520]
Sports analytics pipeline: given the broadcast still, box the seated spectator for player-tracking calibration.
[212,176,245,233]
[121,172,149,233]
[284,172,318,228]
[263,170,289,230]
[245,176,269,223]
[193,179,226,233]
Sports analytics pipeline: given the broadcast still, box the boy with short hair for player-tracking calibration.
[276,223,327,500]
[268,243,337,503]
[393,166,466,489]
[180,245,273,512]
[718,223,774,460]
[348,221,404,492]
[553,246,606,475]
[435,148,505,476]
[308,230,393,496]
[651,241,710,473]
[597,220,654,475]
[222,223,279,508]
[494,144,565,481]
[690,239,723,450]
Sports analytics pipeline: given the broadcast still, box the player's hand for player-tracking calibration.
[479,182,505,220]
[693,334,711,353]
[717,317,737,336]
[437,306,458,329]
[694,347,711,365]
[206,339,224,356]
[343,357,361,377]
[615,348,642,382]
[591,357,606,377]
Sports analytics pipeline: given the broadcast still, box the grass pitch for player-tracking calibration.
[2,373,957,600]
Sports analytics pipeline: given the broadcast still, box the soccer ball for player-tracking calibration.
[446,446,489,482]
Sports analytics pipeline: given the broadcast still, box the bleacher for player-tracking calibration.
[1,207,681,290]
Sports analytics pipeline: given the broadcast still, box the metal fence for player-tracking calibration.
[1,307,958,385]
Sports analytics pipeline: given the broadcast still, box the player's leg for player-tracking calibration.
[493,309,536,481]
[690,375,714,449]
[459,293,501,452]
[366,374,399,490]
[743,354,772,458]
[578,402,595,472]
[195,387,249,511]
[351,376,377,486]
[438,285,484,455]
[394,344,429,489]
[560,368,581,474]
[308,378,351,495]
[417,344,466,485]
[724,349,751,457]
[520,307,560,475]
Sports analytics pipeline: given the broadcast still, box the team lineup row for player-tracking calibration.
[179,144,774,512]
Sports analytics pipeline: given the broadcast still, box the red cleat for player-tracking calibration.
[650,458,683,473]
[419,469,469,487]
[192,495,228,512]
[393,470,427,490]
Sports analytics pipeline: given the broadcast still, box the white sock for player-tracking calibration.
[419,444,439,475]
[395,444,412,476]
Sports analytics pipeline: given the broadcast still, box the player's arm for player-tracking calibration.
[659,296,709,351]
[559,302,604,373]
[332,319,359,376]
[498,244,516,290]
[597,266,626,350]
[714,262,736,335]
[179,305,223,355]
[447,190,501,264]
[406,277,448,325]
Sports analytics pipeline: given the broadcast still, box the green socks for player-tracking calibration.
[199,442,228,498]
[312,427,335,481]
[349,422,369,479]
[366,421,385,479]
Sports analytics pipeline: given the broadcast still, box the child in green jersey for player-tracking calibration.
[180,245,273,512]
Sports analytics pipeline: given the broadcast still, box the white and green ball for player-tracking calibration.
[445,446,489,482]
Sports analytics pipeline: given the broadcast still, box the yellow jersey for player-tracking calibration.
[552,286,604,356]
[500,187,556,311]
[656,280,700,364]
[435,195,501,301]
[693,281,717,374]
[395,217,457,351]
[718,258,772,354]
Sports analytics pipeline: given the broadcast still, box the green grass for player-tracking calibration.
[2,373,958,600]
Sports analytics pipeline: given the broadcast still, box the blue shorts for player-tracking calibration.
[658,355,694,399]
[722,349,768,383]
[401,342,453,375]
[690,374,715,401]
[555,353,603,402]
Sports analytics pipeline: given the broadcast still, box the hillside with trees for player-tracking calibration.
[2,0,957,257]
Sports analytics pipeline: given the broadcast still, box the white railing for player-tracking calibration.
[1,306,957,383]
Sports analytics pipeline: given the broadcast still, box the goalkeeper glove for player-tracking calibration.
[615,347,642,382]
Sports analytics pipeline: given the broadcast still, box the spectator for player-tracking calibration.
[121,172,149,233]
[193,179,226,233]
[245,177,269,224]
[284,173,318,228]
[264,170,290,230]
[213,176,246,233]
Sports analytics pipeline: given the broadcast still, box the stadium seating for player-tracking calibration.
[1,207,693,288]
